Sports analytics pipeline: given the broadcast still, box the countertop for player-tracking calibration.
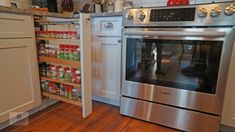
[91,12,123,17]
[0,5,123,18]
[0,5,72,18]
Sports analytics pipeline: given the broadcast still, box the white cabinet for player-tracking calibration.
[0,39,41,124]
[92,37,122,106]
[222,42,235,127]
[0,13,41,124]
[92,16,122,106]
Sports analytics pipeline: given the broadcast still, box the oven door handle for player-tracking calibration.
[124,31,226,38]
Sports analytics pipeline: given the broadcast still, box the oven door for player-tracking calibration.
[122,28,235,115]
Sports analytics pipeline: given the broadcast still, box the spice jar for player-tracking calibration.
[60,84,65,96]
[62,31,67,39]
[51,45,57,58]
[70,45,79,61]
[64,85,69,97]
[51,66,57,79]
[71,68,77,83]
[76,70,81,84]
[59,44,65,59]
[48,82,52,93]
[51,82,57,94]
[56,66,62,80]
[51,31,56,38]
[47,64,53,78]
[72,88,81,100]
[64,67,70,82]
[71,31,77,39]
[55,45,60,58]
[45,81,49,91]
[41,80,46,91]
[38,43,46,56]
[45,44,49,57]
[67,86,73,99]
[64,45,70,60]
[59,68,64,81]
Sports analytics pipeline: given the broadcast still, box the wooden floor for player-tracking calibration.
[3,101,178,132]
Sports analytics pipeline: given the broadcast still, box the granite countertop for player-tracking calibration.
[91,12,123,17]
[0,5,72,18]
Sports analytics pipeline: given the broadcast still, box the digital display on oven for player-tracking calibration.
[150,8,196,21]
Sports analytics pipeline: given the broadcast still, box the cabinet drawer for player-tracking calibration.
[0,13,34,38]
[92,16,122,37]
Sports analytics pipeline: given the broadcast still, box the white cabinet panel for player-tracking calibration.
[0,39,41,124]
[93,17,122,37]
[92,37,122,106]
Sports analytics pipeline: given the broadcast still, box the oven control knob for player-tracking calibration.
[198,8,208,18]
[137,11,146,21]
[126,12,134,20]
[224,5,235,16]
[210,7,221,17]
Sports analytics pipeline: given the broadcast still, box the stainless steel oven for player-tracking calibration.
[120,2,235,132]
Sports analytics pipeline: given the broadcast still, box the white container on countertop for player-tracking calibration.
[114,0,124,12]
[0,0,11,7]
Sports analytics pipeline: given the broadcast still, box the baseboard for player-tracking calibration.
[92,96,120,106]
[0,98,58,130]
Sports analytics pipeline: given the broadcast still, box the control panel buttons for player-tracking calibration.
[210,7,221,17]
[198,8,208,18]
[125,12,134,21]
[137,11,146,21]
[224,4,235,16]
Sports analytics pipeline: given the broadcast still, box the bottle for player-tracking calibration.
[61,0,65,13]
[69,0,73,12]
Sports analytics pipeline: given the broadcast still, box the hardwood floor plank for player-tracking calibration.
[122,119,179,132]
[3,101,177,132]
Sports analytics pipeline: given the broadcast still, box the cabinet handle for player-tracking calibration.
[104,22,113,29]
[118,40,122,43]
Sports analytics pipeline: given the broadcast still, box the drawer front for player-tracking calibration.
[0,13,34,38]
[93,17,122,37]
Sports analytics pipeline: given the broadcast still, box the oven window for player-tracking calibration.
[125,38,223,94]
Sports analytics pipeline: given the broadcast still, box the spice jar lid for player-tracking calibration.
[76,70,81,74]
[59,68,64,71]
[71,68,77,72]
[64,67,70,71]
[56,65,62,69]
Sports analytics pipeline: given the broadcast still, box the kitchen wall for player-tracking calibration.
[57,0,92,12]
[10,0,234,10]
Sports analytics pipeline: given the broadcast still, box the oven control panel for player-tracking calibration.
[123,2,235,27]
[150,8,196,21]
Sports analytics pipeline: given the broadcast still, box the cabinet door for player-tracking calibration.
[0,39,41,124]
[92,37,122,106]
[0,13,34,39]
[222,42,235,127]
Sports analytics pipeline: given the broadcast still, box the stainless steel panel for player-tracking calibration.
[120,97,220,132]
[123,2,235,27]
[121,27,235,115]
